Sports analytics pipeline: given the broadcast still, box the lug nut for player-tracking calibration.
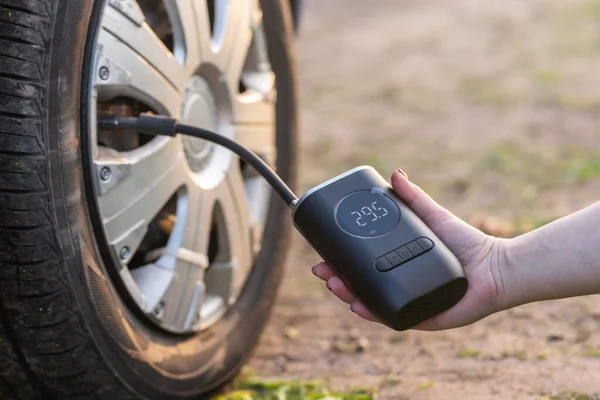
[119,246,131,261]
[99,166,111,181]
[99,66,110,80]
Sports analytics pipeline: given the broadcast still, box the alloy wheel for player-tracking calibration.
[87,0,276,334]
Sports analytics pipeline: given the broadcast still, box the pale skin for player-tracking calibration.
[312,169,600,330]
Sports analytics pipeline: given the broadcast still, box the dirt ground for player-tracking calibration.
[248,1,600,398]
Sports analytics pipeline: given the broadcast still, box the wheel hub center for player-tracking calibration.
[181,77,218,172]
[179,69,235,189]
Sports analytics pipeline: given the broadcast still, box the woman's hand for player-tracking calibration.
[312,169,507,331]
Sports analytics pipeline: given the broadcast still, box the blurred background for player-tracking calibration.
[247,0,600,399]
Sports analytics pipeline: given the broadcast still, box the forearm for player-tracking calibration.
[499,201,600,309]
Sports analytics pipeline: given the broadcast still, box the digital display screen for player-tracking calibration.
[335,190,400,238]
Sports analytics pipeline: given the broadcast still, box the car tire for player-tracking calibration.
[0,0,297,399]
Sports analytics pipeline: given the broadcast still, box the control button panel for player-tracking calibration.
[416,237,434,251]
[383,251,401,265]
[374,237,435,272]
[406,241,424,256]
[375,257,393,271]
[396,246,412,261]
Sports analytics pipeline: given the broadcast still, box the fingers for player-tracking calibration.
[390,169,454,228]
[313,264,356,304]
[312,262,336,281]
[312,262,381,324]
[350,301,380,323]
[326,276,356,304]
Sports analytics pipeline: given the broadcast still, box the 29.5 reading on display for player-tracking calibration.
[335,190,400,238]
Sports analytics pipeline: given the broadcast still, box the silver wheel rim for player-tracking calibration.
[87,0,276,334]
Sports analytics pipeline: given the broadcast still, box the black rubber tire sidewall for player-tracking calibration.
[48,0,298,398]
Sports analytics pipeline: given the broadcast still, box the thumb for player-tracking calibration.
[390,169,455,230]
[391,169,492,265]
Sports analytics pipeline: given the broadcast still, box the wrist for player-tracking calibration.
[488,236,517,312]
[496,208,600,307]
[492,229,558,310]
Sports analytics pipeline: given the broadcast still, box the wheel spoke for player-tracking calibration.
[199,294,227,322]
[153,165,253,331]
[143,264,206,332]
[234,89,276,168]
[204,165,253,302]
[239,20,273,95]
[235,89,276,125]
[194,0,254,82]
[101,1,188,92]
[163,0,212,72]
[95,29,182,116]
[137,185,215,332]
[167,184,213,329]
[231,3,275,157]
[220,0,256,84]
[129,262,175,316]
[235,120,276,163]
[187,182,217,258]
[244,176,272,255]
[95,138,188,264]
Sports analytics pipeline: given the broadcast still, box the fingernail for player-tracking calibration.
[311,265,317,275]
[350,303,357,313]
[326,281,332,291]
[396,168,408,178]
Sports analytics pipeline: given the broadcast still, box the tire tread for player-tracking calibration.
[0,1,122,398]
[0,0,298,398]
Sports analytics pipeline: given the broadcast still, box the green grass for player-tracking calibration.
[535,352,550,360]
[582,348,600,357]
[414,381,434,391]
[477,142,600,185]
[478,142,521,173]
[458,75,522,107]
[553,1,600,55]
[213,380,375,400]
[549,93,600,111]
[367,84,399,103]
[561,151,600,182]
[566,0,600,23]
[388,334,406,344]
[537,393,600,400]
[558,38,600,56]
[284,327,300,341]
[456,349,481,358]
[367,84,443,115]
[500,349,528,360]
[552,19,600,55]
[531,68,564,88]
